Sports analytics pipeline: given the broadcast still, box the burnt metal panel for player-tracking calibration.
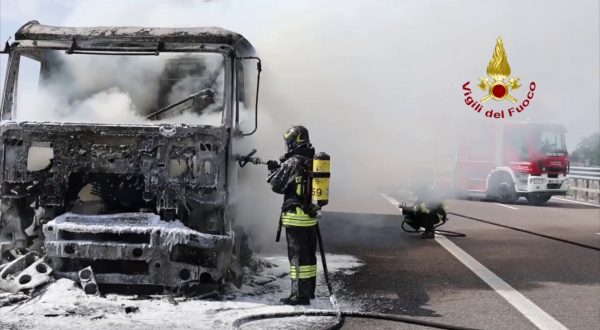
[0,122,228,213]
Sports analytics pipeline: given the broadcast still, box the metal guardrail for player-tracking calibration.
[567,166,600,202]
[568,166,600,179]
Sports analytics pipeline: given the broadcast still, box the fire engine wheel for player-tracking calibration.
[488,172,518,203]
[526,193,552,205]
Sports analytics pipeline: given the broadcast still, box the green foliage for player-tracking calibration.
[571,132,600,166]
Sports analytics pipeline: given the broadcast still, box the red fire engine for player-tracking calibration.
[438,122,569,205]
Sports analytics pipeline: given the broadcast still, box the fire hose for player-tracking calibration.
[232,310,477,330]
[447,211,600,252]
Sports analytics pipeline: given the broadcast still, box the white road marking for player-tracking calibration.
[552,196,600,208]
[495,202,519,210]
[379,193,568,330]
[435,236,568,330]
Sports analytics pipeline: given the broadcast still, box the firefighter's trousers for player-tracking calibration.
[282,208,317,299]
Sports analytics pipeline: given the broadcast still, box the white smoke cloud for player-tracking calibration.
[57,88,145,123]
[14,51,225,125]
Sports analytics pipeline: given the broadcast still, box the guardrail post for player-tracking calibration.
[585,179,589,201]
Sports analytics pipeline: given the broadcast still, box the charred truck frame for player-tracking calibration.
[0,21,261,291]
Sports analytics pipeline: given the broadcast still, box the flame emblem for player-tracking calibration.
[478,37,521,103]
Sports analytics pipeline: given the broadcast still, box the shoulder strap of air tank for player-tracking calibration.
[305,156,314,204]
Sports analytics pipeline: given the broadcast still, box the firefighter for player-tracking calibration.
[267,125,317,306]
[403,184,447,239]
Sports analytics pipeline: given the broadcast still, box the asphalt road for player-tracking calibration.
[319,195,600,329]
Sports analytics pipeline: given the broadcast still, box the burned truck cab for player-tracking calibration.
[0,21,260,290]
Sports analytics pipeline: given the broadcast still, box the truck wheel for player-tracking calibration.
[526,193,551,205]
[488,172,518,203]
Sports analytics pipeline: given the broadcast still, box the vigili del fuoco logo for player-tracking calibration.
[462,37,536,119]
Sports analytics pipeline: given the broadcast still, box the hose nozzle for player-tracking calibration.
[237,149,268,167]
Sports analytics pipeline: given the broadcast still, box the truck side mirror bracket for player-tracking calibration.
[1,38,12,53]
[237,56,262,136]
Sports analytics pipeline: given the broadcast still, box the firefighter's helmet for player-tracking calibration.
[283,125,310,152]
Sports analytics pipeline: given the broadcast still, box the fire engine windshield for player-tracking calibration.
[12,51,225,126]
[537,130,567,155]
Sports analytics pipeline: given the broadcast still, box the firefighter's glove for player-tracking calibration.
[401,208,415,216]
[306,204,320,218]
[267,160,280,172]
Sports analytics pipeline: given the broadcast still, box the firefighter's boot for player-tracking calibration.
[421,231,435,239]
[280,295,310,306]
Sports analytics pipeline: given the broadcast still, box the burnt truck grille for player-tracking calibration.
[170,244,218,268]
[57,230,151,244]
[55,258,149,275]
[42,213,233,288]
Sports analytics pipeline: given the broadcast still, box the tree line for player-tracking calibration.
[571,132,600,166]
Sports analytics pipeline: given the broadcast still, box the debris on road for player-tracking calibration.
[78,266,100,296]
[0,291,29,307]
[0,254,363,329]
[0,252,53,294]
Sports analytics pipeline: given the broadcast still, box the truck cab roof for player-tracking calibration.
[11,20,255,56]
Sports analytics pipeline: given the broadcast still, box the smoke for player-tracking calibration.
[15,52,225,125]
[18,86,146,123]
[1,0,598,250]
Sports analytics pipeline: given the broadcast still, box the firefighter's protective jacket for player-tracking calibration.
[412,189,447,226]
[268,146,317,227]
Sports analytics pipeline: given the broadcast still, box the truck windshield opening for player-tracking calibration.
[13,51,225,126]
[537,130,567,155]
